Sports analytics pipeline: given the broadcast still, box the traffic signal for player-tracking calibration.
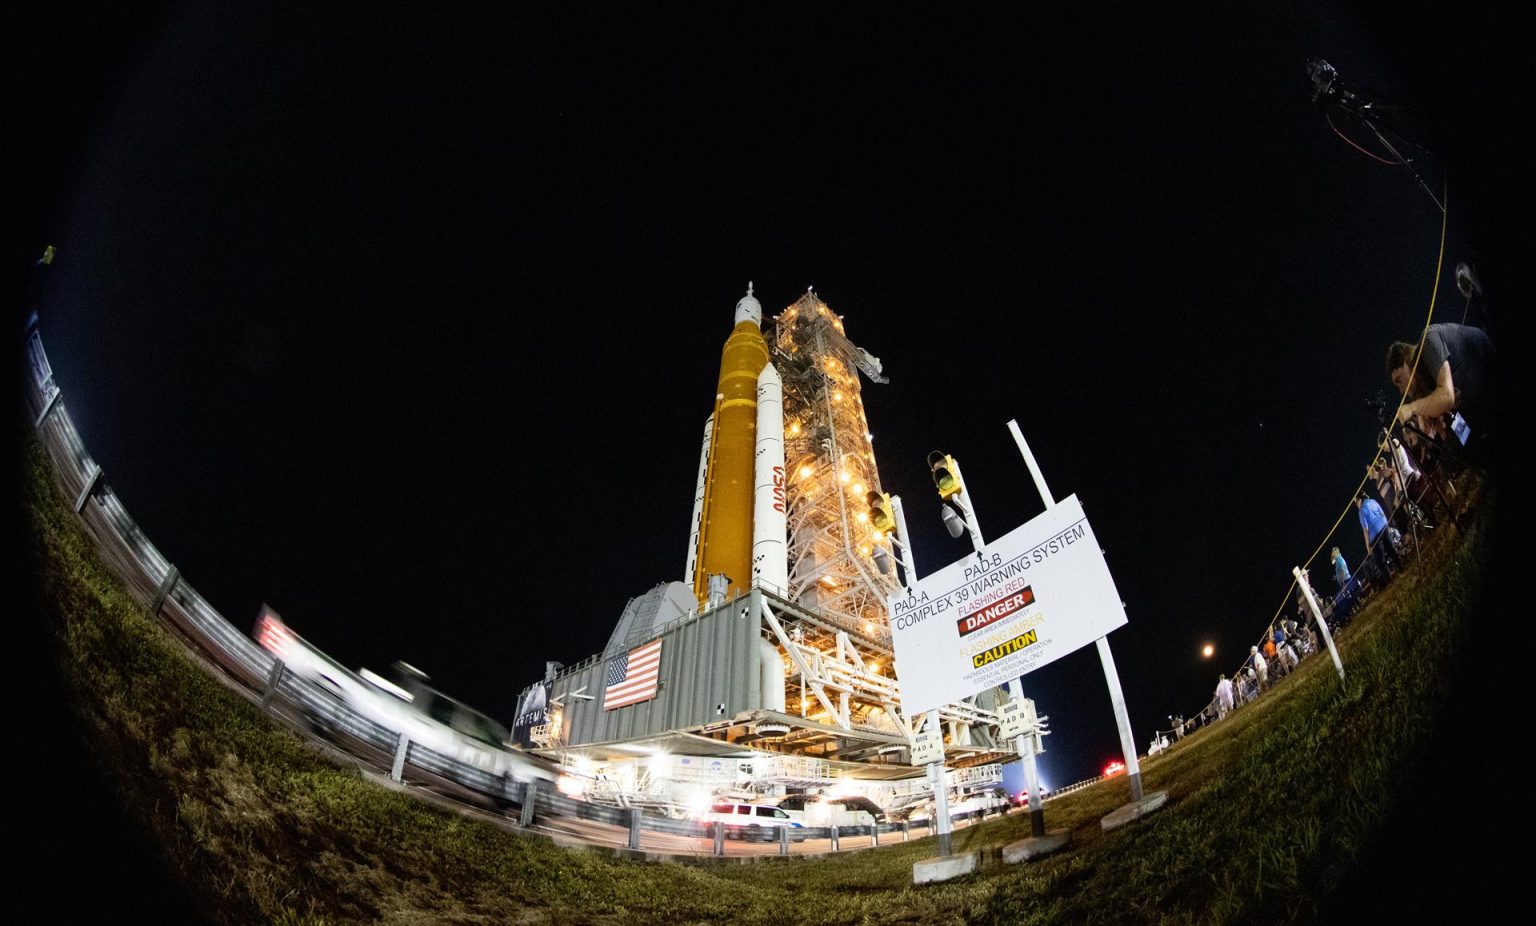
[867,490,896,535]
[928,452,962,500]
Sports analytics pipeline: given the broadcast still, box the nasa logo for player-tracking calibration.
[772,465,786,512]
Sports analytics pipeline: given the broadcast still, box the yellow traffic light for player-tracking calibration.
[928,452,962,500]
[867,491,896,535]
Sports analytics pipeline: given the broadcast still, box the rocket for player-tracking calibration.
[688,283,787,606]
[683,413,713,586]
[751,362,787,595]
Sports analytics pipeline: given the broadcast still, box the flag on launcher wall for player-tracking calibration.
[604,638,663,710]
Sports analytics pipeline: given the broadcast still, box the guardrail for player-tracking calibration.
[1045,777,1101,798]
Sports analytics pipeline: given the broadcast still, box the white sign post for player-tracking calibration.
[889,497,956,859]
[1006,419,1146,805]
[1094,636,1143,802]
[916,710,952,856]
[889,420,1150,817]
[1001,692,1049,837]
[918,465,991,862]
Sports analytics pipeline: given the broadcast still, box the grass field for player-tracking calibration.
[23,437,1502,924]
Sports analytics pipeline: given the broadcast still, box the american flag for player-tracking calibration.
[604,638,663,710]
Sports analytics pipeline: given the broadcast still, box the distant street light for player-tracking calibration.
[1201,644,1215,659]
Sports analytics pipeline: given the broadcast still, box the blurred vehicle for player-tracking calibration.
[1010,787,1046,807]
[896,785,1008,824]
[949,785,1010,816]
[255,610,555,785]
[885,794,930,823]
[697,801,806,841]
[1103,760,1127,777]
[775,793,884,827]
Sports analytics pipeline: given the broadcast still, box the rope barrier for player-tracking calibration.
[1164,184,1454,739]
[1255,178,1451,643]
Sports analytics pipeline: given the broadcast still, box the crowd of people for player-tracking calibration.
[1340,320,1495,608]
[1165,615,1320,743]
[1150,320,1497,753]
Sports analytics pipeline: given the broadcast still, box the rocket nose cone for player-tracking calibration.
[734,282,763,327]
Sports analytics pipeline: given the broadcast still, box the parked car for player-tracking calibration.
[697,801,806,841]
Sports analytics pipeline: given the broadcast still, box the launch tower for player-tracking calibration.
[773,290,899,645]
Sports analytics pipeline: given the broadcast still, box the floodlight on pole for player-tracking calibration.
[941,503,966,538]
[872,546,893,575]
[876,519,913,575]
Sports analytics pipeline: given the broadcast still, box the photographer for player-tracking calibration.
[1386,323,1497,459]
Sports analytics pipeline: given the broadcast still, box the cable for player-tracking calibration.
[1326,112,1403,165]
[1390,177,1451,437]
[1362,119,1446,213]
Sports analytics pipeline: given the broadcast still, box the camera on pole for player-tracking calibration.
[1305,57,1441,211]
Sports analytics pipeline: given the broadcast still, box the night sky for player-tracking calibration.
[17,1,1521,811]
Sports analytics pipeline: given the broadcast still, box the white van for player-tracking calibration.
[699,802,806,841]
[775,794,881,828]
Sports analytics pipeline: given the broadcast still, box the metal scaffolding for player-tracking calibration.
[772,290,900,647]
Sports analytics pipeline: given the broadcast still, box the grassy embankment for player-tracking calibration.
[25,436,1487,925]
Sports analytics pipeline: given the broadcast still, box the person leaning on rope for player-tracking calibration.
[1248,645,1268,691]
[1331,546,1352,593]
[1356,491,1402,583]
[1386,323,1497,462]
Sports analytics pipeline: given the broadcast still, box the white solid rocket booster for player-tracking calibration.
[751,362,788,594]
[684,413,714,585]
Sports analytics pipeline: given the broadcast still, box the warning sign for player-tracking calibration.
[956,587,1034,637]
[887,495,1127,714]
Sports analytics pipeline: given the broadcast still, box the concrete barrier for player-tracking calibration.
[1101,790,1168,831]
[1002,830,1070,863]
[913,851,980,884]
